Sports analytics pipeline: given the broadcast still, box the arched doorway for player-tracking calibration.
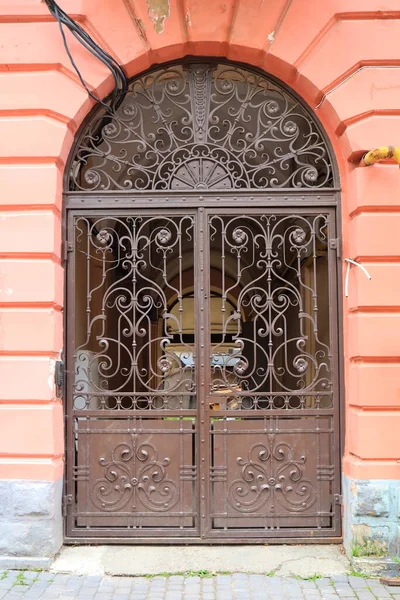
[64,61,341,542]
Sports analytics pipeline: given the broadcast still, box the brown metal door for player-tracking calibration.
[64,205,341,541]
[65,210,200,539]
[203,208,341,539]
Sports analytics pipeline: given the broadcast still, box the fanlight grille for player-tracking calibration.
[68,62,335,192]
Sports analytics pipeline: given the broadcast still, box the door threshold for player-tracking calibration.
[53,542,348,577]
[65,536,343,545]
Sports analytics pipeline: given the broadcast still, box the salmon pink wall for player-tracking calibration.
[1,0,400,483]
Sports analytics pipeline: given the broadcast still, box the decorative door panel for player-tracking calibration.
[210,417,333,533]
[75,418,196,531]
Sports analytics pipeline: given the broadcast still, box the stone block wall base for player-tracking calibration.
[351,556,400,578]
[0,478,63,560]
[343,475,400,572]
[0,556,53,570]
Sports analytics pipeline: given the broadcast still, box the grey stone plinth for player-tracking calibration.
[0,478,63,559]
[0,481,10,516]
[354,482,390,517]
[12,481,56,517]
[343,475,400,573]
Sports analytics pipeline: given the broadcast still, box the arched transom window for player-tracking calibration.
[68,62,335,192]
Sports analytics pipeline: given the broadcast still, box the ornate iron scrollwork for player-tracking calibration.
[228,438,317,513]
[209,213,333,405]
[91,436,179,512]
[69,63,334,191]
[73,214,196,410]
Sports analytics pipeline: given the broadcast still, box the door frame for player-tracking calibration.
[62,191,344,544]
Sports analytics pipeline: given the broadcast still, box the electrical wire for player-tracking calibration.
[44,0,128,111]
[344,258,372,298]
[45,0,127,92]
[52,4,110,111]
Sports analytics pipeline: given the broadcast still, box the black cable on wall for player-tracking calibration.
[44,0,128,111]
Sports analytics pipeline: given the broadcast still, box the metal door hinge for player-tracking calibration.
[55,359,64,400]
[334,493,344,516]
[329,238,341,258]
[63,494,73,517]
[63,242,74,262]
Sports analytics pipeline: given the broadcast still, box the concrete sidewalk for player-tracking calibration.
[51,545,350,578]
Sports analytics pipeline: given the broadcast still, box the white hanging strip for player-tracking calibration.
[344,258,372,298]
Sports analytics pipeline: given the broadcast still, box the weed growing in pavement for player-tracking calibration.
[348,569,370,579]
[14,573,28,587]
[143,570,230,578]
[0,572,7,581]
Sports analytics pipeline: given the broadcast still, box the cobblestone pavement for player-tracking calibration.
[0,572,399,600]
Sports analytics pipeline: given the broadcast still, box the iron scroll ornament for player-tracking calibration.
[209,213,333,400]
[228,439,317,514]
[91,436,179,513]
[69,63,334,192]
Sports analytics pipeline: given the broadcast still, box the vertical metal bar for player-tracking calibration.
[132,217,137,397]
[65,210,77,535]
[197,206,208,538]
[327,207,342,533]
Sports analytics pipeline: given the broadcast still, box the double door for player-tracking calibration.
[65,204,341,541]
